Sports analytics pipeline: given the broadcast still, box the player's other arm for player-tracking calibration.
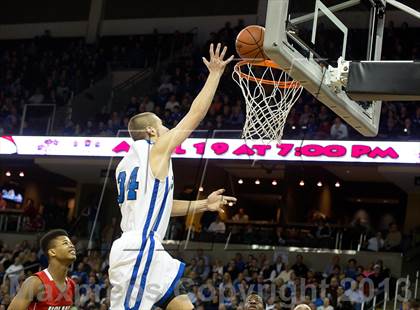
[153,43,233,158]
[8,276,41,310]
[171,189,236,216]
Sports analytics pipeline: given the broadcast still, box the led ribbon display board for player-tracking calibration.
[1,136,419,164]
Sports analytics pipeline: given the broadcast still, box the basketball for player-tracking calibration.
[235,25,267,61]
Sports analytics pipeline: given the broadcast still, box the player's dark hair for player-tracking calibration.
[246,292,265,307]
[40,229,69,256]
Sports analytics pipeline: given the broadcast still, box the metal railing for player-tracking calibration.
[391,271,419,310]
[360,270,419,310]
[19,103,56,135]
[112,68,153,93]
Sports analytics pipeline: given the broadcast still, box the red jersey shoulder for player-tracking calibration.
[28,269,74,310]
[67,277,76,295]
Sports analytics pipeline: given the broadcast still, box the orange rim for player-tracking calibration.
[234,59,301,88]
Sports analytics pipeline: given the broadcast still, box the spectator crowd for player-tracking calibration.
[0,31,188,135]
[1,22,420,140]
[0,238,404,310]
[0,189,408,254]
[177,207,406,253]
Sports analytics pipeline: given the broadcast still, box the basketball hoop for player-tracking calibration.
[232,59,303,142]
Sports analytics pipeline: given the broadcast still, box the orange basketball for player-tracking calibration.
[235,25,267,61]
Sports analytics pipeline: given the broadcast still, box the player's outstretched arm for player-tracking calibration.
[153,43,233,157]
[8,276,41,310]
[171,189,236,216]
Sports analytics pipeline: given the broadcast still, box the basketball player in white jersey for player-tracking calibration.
[109,43,236,310]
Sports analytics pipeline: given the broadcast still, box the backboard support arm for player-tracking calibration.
[386,0,420,20]
[264,0,381,137]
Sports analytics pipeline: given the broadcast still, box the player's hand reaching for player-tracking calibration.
[202,43,234,76]
[206,189,237,212]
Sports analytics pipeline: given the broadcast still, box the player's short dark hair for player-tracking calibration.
[246,292,265,307]
[40,229,69,256]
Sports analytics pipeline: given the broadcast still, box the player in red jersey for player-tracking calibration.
[8,229,77,310]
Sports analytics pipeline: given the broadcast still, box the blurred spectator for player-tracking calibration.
[330,117,349,139]
[366,232,384,251]
[368,264,386,289]
[402,118,414,137]
[273,227,286,246]
[71,262,88,284]
[224,259,239,280]
[324,255,341,277]
[232,208,249,222]
[291,254,309,278]
[269,255,285,281]
[275,265,294,283]
[384,223,402,251]
[195,258,211,282]
[212,258,224,276]
[126,96,139,115]
[158,76,175,96]
[299,104,313,127]
[317,297,334,310]
[314,218,332,239]
[195,248,210,267]
[234,253,245,272]
[5,257,23,295]
[336,286,352,310]
[164,94,180,112]
[208,216,226,234]
[344,280,364,310]
[185,258,197,278]
[23,251,40,275]
[142,95,155,112]
[344,259,358,279]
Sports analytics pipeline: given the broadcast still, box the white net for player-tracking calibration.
[232,60,303,142]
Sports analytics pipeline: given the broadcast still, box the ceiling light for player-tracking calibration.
[335,181,340,188]
[5,171,11,177]
[299,180,305,186]
[255,179,260,185]
[272,180,277,186]
[238,179,243,184]
[317,181,323,187]
[198,186,204,192]
[19,171,24,177]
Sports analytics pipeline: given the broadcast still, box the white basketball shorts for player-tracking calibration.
[109,231,185,310]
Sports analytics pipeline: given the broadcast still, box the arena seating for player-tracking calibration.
[0,239,399,309]
[1,23,419,140]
